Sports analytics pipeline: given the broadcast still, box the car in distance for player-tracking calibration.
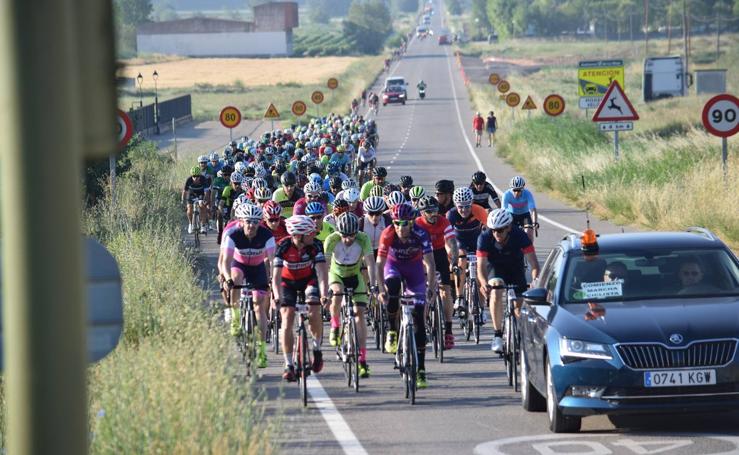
[438,34,450,45]
[519,227,739,432]
[382,76,407,106]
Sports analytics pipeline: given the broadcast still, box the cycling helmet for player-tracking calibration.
[409,186,426,200]
[253,165,267,179]
[190,166,201,177]
[341,178,358,190]
[369,185,385,198]
[435,179,454,194]
[234,161,247,174]
[453,186,474,206]
[472,171,487,184]
[263,200,282,218]
[383,184,401,197]
[399,175,414,188]
[243,165,256,178]
[309,173,323,186]
[221,165,233,175]
[304,201,325,216]
[510,176,526,189]
[342,187,360,203]
[487,208,514,229]
[230,172,244,184]
[251,178,268,189]
[332,199,350,216]
[387,191,406,208]
[235,202,263,221]
[391,203,415,221]
[324,146,333,155]
[304,182,322,195]
[242,177,253,189]
[285,215,316,235]
[336,212,359,236]
[372,167,387,178]
[197,155,208,164]
[209,152,219,161]
[254,186,272,202]
[417,195,439,212]
[329,176,343,190]
[281,171,297,186]
[363,196,387,213]
[327,162,340,174]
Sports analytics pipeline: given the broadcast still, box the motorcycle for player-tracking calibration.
[418,87,426,100]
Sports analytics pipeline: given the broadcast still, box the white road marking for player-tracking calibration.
[442,46,579,235]
[308,376,368,455]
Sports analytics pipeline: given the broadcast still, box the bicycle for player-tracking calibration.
[332,288,365,392]
[293,293,312,407]
[492,283,520,391]
[268,306,281,354]
[367,286,386,352]
[428,271,445,363]
[229,283,258,376]
[392,292,424,405]
[459,253,483,344]
[191,197,203,248]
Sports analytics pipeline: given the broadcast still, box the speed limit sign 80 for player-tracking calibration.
[702,94,739,138]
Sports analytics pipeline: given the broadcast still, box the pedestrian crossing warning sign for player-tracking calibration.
[522,96,537,110]
[264,103,280,119]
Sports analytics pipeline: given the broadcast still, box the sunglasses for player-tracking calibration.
[368,211,383,216]
[393,220,410,227]
[512,188,523,193]
[243,219,260,225]
[492,227,509,233]
[341,233,356,239]
[309,215,323,220]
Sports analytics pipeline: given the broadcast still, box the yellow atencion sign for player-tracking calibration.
[578,60,625,97]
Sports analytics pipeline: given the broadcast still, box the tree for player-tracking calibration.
[343,0,392,53]
[308,0,331,23]
[114,0,153,27]
[471,0,491,36]
[486,0,528,38]
[446,0,462,15]
[393,0,419,13]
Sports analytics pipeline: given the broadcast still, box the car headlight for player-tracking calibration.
[560,338,612,361]
[399,93,406,98]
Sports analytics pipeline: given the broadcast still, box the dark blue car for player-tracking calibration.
[519,227,739,432]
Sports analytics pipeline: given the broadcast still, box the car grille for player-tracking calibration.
[616,339,737,370]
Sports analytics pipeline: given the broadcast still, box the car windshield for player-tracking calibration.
[563,248,739,303]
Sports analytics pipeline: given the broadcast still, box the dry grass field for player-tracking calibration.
[118,56,362,88]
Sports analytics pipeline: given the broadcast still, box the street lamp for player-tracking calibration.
[136,72,143,108]
[152,70,160,134]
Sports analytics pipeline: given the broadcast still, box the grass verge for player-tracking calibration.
[0,139,275,453]
[456,34,739,249]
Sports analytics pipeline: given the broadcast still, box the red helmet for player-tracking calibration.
[391,202,415,221]
[262,200,282,219]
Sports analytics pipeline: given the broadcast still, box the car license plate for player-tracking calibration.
[644,369,716,387]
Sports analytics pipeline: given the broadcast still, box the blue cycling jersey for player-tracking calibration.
[502,189,536,215]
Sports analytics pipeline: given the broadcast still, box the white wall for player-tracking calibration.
[137,31,289,56]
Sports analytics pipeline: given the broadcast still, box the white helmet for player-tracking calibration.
[251,177,268,189]
[363,196,387,213]
[342,187,360,203]
[487,209,513,229]
[510,176,526,189]
[387,191,406,208]
[230,172,244,184]
[285,215,316,235]
[304,182,322,195]
[234,161,247,174]
[453,186,474,206]
[197,155,208,164]
[235,202,263,221]
[342,178,358,190]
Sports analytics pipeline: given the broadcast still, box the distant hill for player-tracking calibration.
[153,0,305,10]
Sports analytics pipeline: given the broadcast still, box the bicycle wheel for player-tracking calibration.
[340,321,351,386]
[470,281,481,344]
[512,317,519,392]
[247,308,258,373]
[299,326,309,407]
[372,297,382,351]
[504,315,514,386]
[379,304,387,354]
[193,212,200,248]
[351,317,360,392]
[430,303,439,360]
[407,326,417,405]
[271,310,280,354]
[436,294,445,363]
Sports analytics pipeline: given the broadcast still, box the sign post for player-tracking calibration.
[291,100,307,127]
[264,102,280,130]
[701,94,739,180]
[219,106,242,142]
[311,90,325,118]
[592,81,640,161]
[327,78,338,104]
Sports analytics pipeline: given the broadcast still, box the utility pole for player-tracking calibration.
[716,8,721,62]
[683,0,689,94]
[667,0,672,53]
[644,0,649,57]
[0,0,116,454]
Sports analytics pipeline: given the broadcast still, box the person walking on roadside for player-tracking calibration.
[472,112,484,147]
[361,89,367,106]
[486,111,497,147]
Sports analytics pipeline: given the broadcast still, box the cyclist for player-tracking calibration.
[261,200,289,243]
[254,187,272,206]
[324,199,351,229]
[360,196,391,258]
[447,186,487,315]
[408,186,426,208]
[272,171,304,218]
[477,209,540,353]
[399,175,414,200]
[377,203,437,389]
[469,171,500,211]
[434,179,455,215]
[218,173,245,239]
[305,201,335,242]
[209,152,223,173]
[502,176,538,243]
[222,203,275,368]
[359,166,387,201]
[273,215,329,381]
[325,213,378,378]
[355,145,376,181]
[294,182,329,216]
[211,166,231,232]
[198,154,215,179]
[182,165,211,235]
[415,196,458,349]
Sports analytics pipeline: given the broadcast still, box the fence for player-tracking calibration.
[127,94,192,136]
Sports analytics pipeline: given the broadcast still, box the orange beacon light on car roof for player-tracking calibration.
[581,228,599,255]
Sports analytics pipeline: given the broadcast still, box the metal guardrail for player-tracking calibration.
[128,94,192,136]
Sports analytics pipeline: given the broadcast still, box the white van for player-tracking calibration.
[643,56,691,102]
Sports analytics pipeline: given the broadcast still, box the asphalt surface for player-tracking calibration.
[176,2,739,453]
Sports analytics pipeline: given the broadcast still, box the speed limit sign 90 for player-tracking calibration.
[702,94,739,138]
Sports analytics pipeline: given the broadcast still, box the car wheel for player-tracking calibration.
[521,346,546,412]
[402,100,406,105]
[546,359,581,433]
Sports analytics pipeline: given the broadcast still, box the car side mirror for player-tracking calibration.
[522,287,550,306]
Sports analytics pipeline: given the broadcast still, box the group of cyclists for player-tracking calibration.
[181,111,542,390]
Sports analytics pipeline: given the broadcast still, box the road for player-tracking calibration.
[178,3,739,453]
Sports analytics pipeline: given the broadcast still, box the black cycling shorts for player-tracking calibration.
[230,261,270,292]
[512,212,533,228]
[280,277,320,307]
[487,267,528,298]
[433,248,451,286]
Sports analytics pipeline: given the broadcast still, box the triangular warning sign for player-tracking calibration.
[522,95,537,110]
[264,103,280,119]
[592,81,639,122]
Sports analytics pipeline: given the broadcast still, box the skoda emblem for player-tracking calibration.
[669,333,684,345]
